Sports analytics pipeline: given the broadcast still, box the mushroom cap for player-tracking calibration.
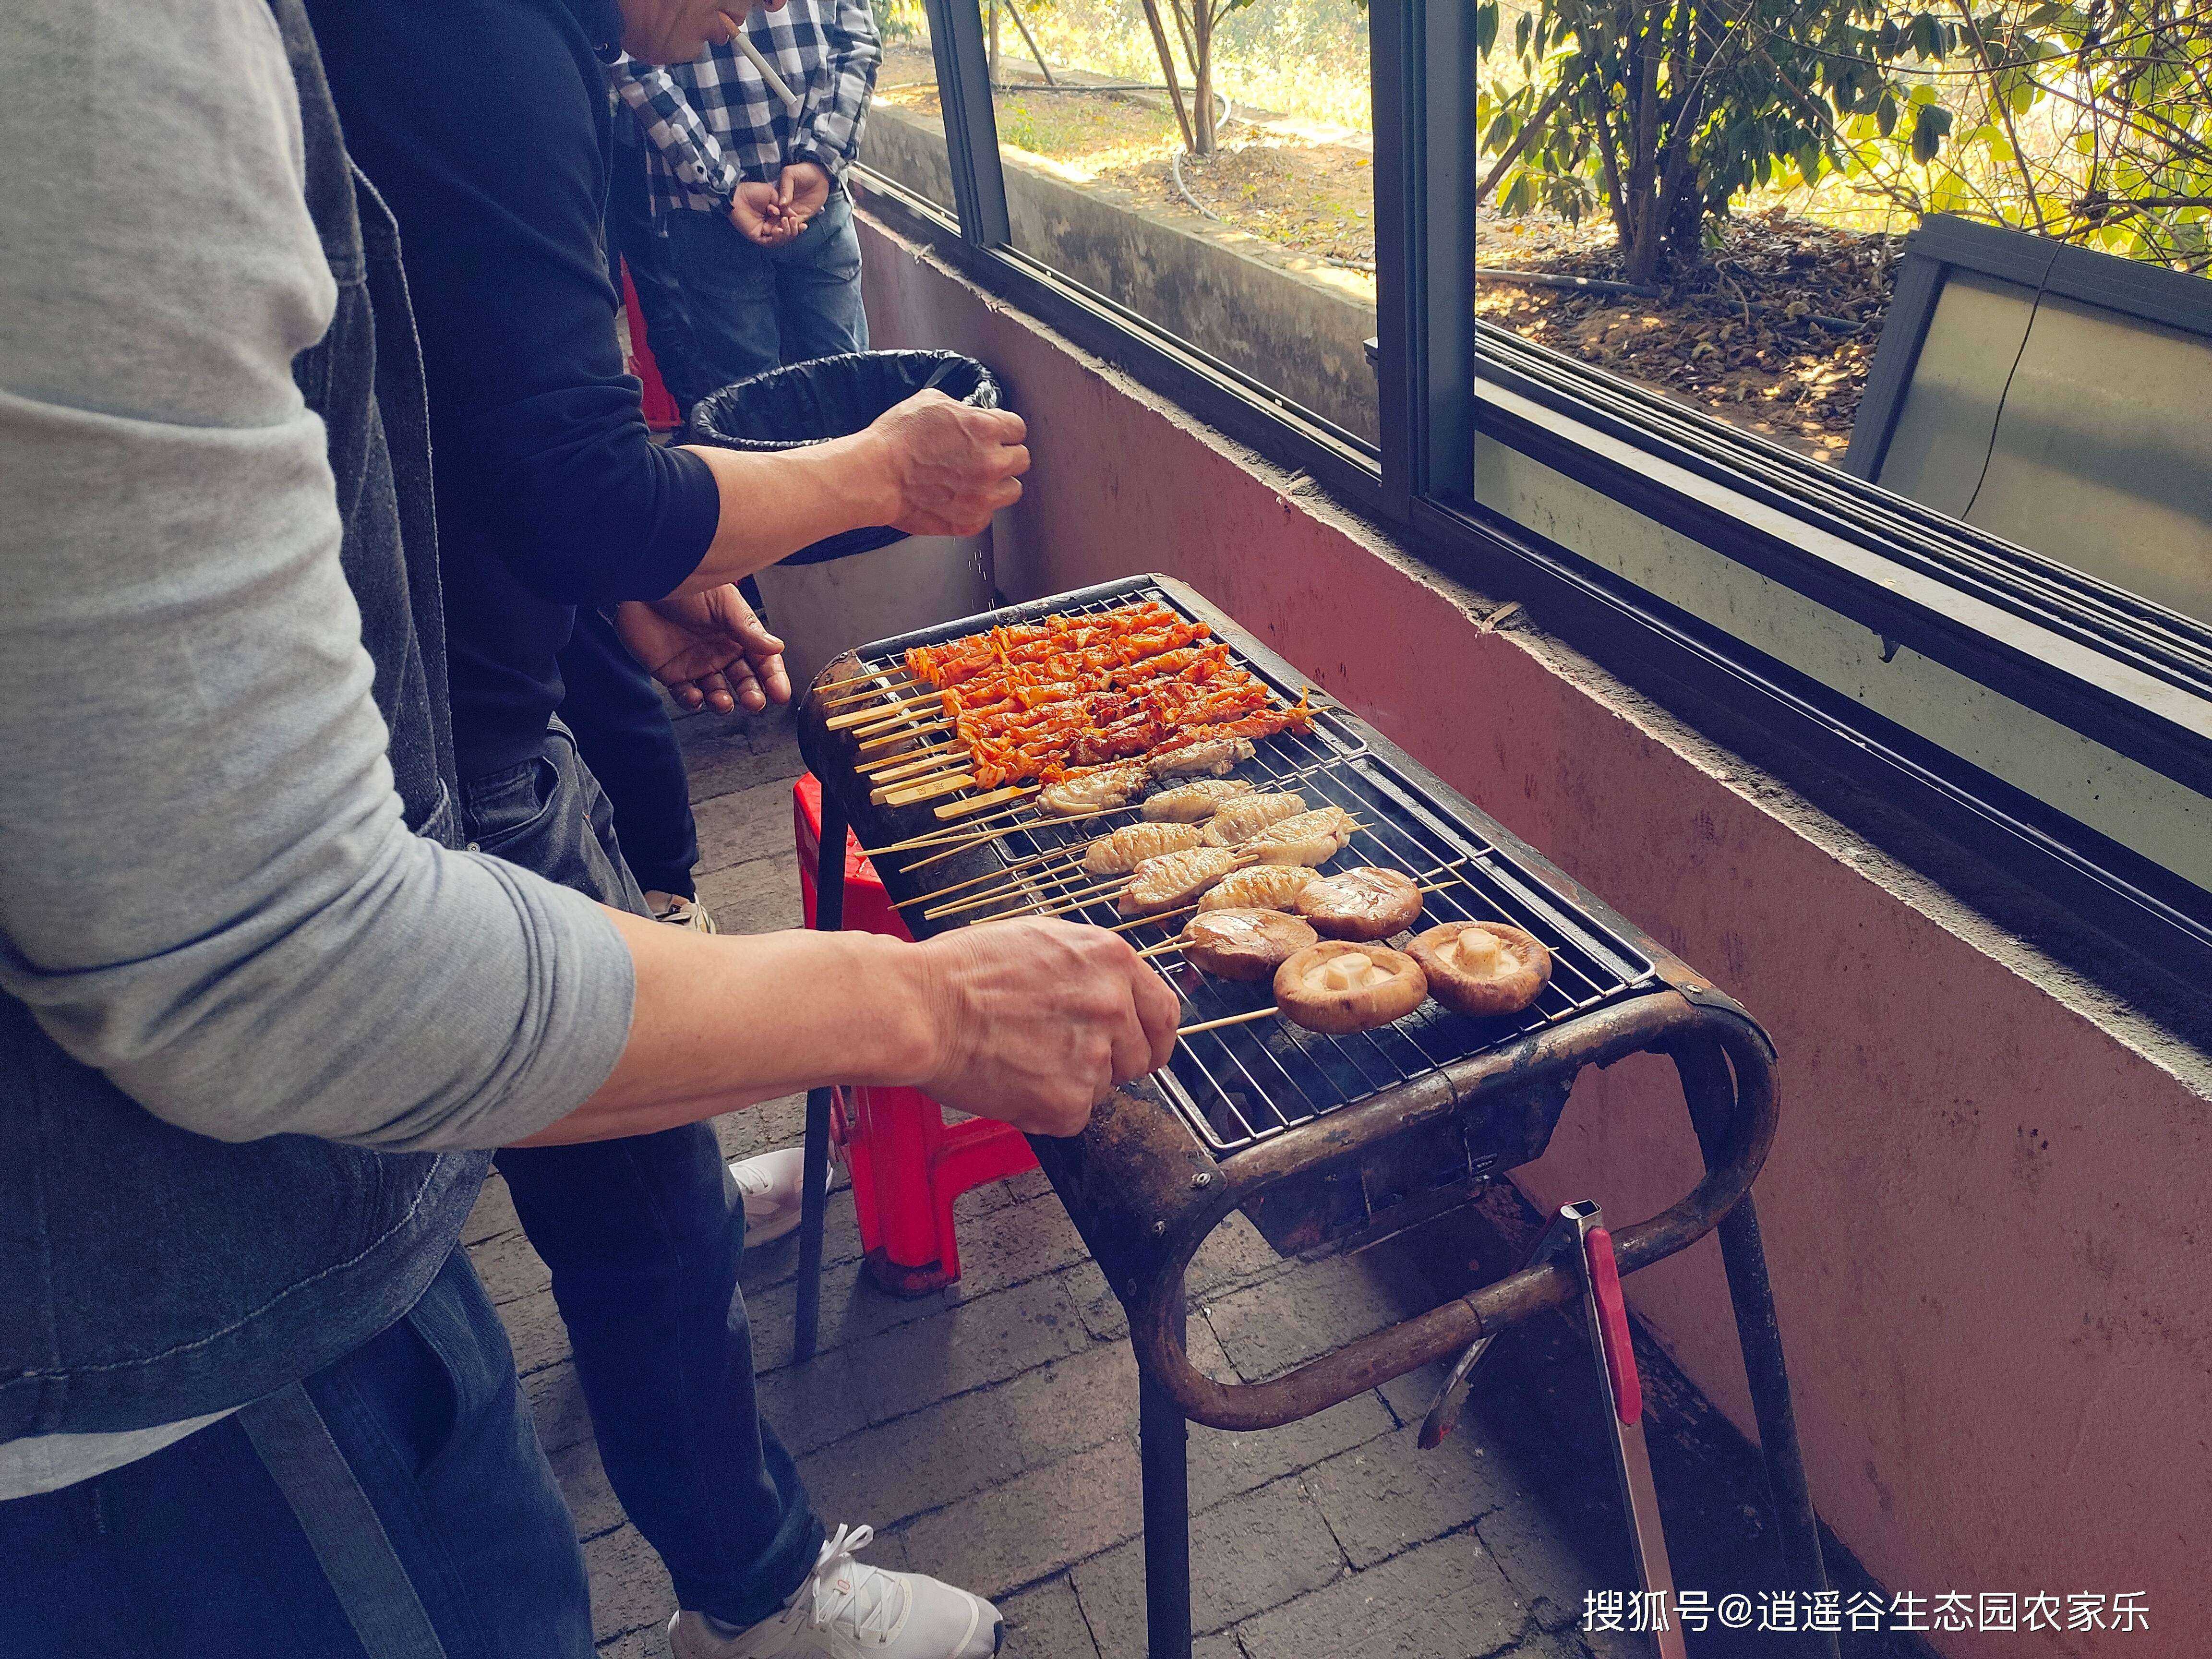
[1179,908,1320,981]
[1273,941,1429,1034]
[1405,922,1552,1018]
[1293,866,1424,941]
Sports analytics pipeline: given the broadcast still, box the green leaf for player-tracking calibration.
[1911,102,1952,164]
[1877,90,1898,136]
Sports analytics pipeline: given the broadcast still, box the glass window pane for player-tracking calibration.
[1468,0,2212,621]
[858,0,963,221]
[982,0,1380,446]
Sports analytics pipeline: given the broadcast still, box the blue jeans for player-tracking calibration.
[0,1248,593,1659]
[464,723,824,1630]
[662,192,869,394]
[553,610,702,901]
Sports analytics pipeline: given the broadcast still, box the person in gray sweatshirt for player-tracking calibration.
[0,2,1177,1655]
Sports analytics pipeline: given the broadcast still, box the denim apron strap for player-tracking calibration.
[236,1385,450,1659]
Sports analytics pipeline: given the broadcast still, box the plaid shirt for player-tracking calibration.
[611,0,879,216]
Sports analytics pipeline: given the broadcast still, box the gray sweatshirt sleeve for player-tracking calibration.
[0,0,637,1152]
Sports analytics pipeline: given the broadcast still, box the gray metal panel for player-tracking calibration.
[1874,275,2212,626]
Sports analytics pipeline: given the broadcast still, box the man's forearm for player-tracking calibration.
[666,393,1031,598]
[670,433,897,593]
[509,910,937,1144]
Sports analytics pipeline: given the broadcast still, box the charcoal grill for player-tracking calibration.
[793,574,1838,1659]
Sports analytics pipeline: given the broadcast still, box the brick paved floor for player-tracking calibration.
[466,702,1921,1659]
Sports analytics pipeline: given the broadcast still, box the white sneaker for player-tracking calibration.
[647,890,719,932]
[731,1147,825,1246]
[667,1523,1003,1658]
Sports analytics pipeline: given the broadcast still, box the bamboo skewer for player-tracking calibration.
[891,797,1144,871]
[830,691,944,733]
[923,860,1097,922]
[815,664,915,697]
[857,723,953,757]
[918,852,1087,917]
[1177,1007,1280,1037]
[859,798,1041,861]
[891,845,1074,909]
[851,709,943,743]
[881,772,979,808]
[858,752,957,785]
[938,785,1033,820]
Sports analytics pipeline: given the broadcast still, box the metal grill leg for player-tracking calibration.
[1139,1291,1193,1659]
[794,791,849,1366]
[1673,1037,1838,1659]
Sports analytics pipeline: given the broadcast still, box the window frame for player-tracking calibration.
[858,0,2212,984]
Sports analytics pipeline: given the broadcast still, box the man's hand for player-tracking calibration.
[860,390,1030,537]
[613,586,790,713]
[776,161,831,228]
[730,181,803,246]
[909,919,1180,1136]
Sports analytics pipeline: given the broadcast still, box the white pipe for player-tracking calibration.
[723,14,802,113]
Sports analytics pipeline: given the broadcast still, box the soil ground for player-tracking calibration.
[872,53,1902,463]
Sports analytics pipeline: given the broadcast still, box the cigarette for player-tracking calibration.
[724,17,803,114]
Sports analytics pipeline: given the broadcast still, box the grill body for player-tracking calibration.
[795,573,1837,1659]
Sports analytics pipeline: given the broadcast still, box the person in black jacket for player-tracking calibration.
[305,0,1028,1654]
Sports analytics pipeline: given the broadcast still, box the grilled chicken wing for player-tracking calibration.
[1081,820,1205,877]
[1242,806,1357,867]
[1147,736,1255,779]
[1201,791,1308,846]
[1197,864,1321,913]
[1036,763,1149,817]
[1140,778,1255,822]
[1117,846,1244,917]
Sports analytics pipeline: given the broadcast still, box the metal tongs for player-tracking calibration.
[1421,1200,1687,1659]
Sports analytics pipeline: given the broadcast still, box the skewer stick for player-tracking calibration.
[938,785,1033,819]
[1177,1007,1280,1037]
[863,748,963,787]
[895,845,1072,907]
[819,682,919,714]
[923,859,1094,921]
[1103,904,1191,934]
[814,667,915,698]
[827,695,935,733]
[914,850,1087,914]
[859,799,1037,860]
[1133,938,1183,960]
[857,722,953,756]
[995,868,1138,920]
[891,797,1140,870]
[880,771,976,807]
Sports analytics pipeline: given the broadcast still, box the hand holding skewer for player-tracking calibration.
[910,919,1180,1135]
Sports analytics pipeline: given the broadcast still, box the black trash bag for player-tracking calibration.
[684,349,1002,566]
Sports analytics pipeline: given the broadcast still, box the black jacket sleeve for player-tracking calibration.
[305,0,719,605]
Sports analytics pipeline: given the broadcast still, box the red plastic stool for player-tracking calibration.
[618,260,682,432]
[793,773,1039,1296]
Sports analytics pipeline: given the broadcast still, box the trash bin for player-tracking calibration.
[687,351,1003,694]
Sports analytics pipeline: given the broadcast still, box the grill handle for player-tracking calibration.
[1126,997,1776,1433]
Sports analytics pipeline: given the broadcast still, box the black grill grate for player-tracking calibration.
[850,580,1659,1155]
